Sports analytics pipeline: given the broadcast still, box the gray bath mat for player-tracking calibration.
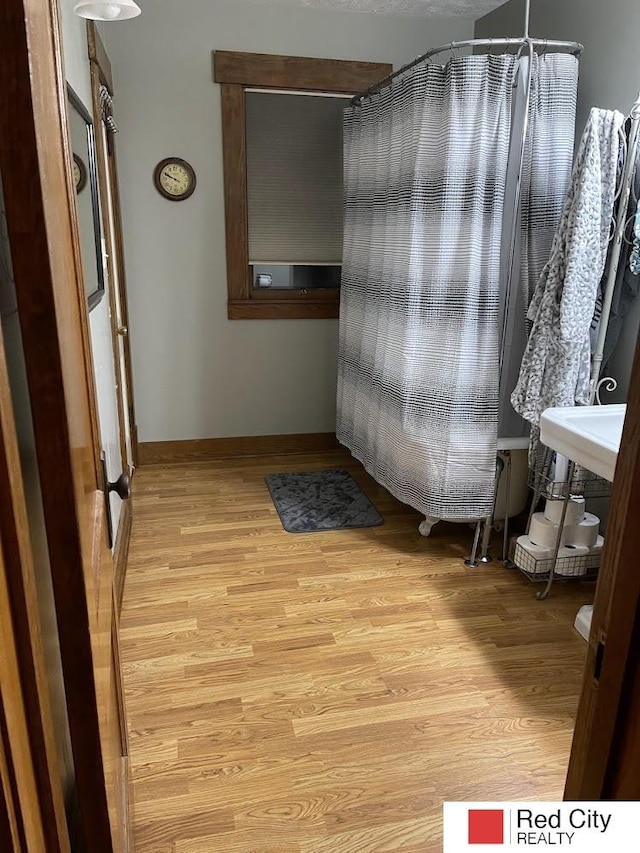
[265,469,384,533]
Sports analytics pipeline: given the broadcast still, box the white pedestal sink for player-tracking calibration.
[539,404,625,636]
[539,404,626,483]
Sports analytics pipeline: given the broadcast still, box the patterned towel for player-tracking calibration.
[512,108,625,424]
[631,201,640,275]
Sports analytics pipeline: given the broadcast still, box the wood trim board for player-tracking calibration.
[565,330,640,798]
[604,613,640,798]
[220,84,251,305]
[0,714,22,851]
[113,495,132,620]
[0,544,50,852]
[138,433,340,465]
[228,299,339,320]
[105,133,139,469]
[0,326,70,850]
[86,20,113,94]
[89,59,129,476]
[87,20,139,469]
[214,50,392,93]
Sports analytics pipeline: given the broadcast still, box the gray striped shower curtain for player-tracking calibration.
[337,53,579,521]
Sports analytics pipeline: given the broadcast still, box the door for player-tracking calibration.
[88,21,138,477]
[565,328,640,798]
[88,23,137,610]
[0,0,131,848]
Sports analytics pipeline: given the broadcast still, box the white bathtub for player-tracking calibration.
[419,437,530,536]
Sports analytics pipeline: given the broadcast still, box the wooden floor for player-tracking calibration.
[121,450,591,853]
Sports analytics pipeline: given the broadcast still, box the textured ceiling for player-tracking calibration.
[244,0,510,17]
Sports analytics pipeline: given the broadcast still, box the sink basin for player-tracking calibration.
[539,404,626,482]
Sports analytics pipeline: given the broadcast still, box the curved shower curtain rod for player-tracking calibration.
[351,37,584,106]
[351,0,582,107]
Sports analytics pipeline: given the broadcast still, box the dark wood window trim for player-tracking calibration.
[213,51,391,320]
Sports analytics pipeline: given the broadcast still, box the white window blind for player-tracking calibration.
[246,92,344,265]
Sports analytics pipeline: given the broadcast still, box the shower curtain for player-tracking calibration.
[520,54,580,309]
[337,53,579,521]
[498,54,579,439]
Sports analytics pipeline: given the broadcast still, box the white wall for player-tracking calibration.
[476,0,640,401]
[102,0,473,442]
[60,1,122,534]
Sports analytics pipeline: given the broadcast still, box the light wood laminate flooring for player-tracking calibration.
[121,451,591,852]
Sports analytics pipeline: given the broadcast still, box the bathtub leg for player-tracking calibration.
[478,455,504,564]
[464,520,483,568]
[479,517,493,564]
[501,451,513,564]
[419,516,440,537]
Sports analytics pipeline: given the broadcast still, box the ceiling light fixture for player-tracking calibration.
[74,0,141,21]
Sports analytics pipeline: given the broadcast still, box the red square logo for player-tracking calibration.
[468,810,504,845]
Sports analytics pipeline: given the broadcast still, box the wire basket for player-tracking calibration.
[528,443,611,501]
[511,537,601,582]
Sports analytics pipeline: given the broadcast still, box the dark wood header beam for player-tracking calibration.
[213,51,391,94]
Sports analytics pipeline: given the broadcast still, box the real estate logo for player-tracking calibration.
[444,801,640,851]
[468,809,504,845]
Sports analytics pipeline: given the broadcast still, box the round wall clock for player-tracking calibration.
[73,153,87,193]
[153,157,197,201]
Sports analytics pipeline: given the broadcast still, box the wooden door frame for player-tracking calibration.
[0,327,71,850]
[0,549,48,852]
[0,0,123,847]
[87,21,139,471]
[89,45,129,480]
[0,440,54,853]
[1,0,640,831]
[87,22,136,613]
[565,331,640,797]
[87,24,128,477]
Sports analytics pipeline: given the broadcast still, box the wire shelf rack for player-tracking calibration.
[511,538,601,582]
[528,445,611,500]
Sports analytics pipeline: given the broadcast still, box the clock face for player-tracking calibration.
[154,158,196,201]
[73,153,87,193]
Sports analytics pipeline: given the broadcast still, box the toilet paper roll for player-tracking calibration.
[516,535,553,560]
[555,543,591,576]
[529,512,600,550]
[529,513,569,549]
[557,544,590,557]
[544,497,585,526]
[515,535,554,574]
[563,513,600,550]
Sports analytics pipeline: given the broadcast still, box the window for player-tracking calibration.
[213,51,391,319]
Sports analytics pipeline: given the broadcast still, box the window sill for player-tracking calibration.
[228,299,339,320]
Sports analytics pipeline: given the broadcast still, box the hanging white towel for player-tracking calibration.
[512,108,625,423]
